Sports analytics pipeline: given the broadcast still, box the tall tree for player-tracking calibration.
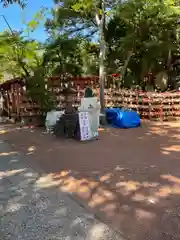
[105,0,180,88]
[46,0,120,112]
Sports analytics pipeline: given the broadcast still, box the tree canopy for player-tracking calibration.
[1,0,180,91]
[1,0,25,7]
[0,31,42,80]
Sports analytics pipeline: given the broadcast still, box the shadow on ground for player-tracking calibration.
[0,140,120,240]
[1,121,180,239]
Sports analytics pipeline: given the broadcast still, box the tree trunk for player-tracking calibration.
[120,50,133,87]
[99,35,106,113]
[95,0,106,113]
[19,60,30,77]
[140,58,149,89]
[167,49,173,89]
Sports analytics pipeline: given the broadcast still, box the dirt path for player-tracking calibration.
[1,121,180,240]
[0,140,120,240]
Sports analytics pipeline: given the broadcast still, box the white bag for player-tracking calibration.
[45,110,64,133]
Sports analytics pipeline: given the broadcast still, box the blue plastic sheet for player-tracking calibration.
[105,108,141,128]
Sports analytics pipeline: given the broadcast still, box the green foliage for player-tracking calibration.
[0,31,42,80]
[46,0,115,39]
[105,0,180,87]
[43,36,83,76]
[26,68,54,113]
[3,0,180,92]
[1,0,26,7]
[24,7,49,34]
[79,40,99,75]
[46,0,96,38]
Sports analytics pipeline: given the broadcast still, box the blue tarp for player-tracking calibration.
[105,108,141,128]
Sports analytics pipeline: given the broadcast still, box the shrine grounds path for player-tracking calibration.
[1,121,180,239]
[0,133,121,240]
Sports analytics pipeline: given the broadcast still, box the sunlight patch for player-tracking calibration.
[0,168,26,178]
[0,151,18,156]
[5,203,23,213]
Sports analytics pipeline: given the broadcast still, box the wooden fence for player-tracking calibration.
[103,89,180,121]
[1,76,180,121]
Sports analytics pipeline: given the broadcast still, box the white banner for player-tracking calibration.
[78,111,92,141]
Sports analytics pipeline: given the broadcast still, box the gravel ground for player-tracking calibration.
[0,140,122,240]
[2,122,180,240]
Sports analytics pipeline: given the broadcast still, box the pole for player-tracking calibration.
[0,15,14,35]
[99,0,106,113]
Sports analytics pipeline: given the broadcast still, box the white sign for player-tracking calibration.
[78,111,92,141]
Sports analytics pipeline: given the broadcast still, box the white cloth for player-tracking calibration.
[45,110,64,132]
